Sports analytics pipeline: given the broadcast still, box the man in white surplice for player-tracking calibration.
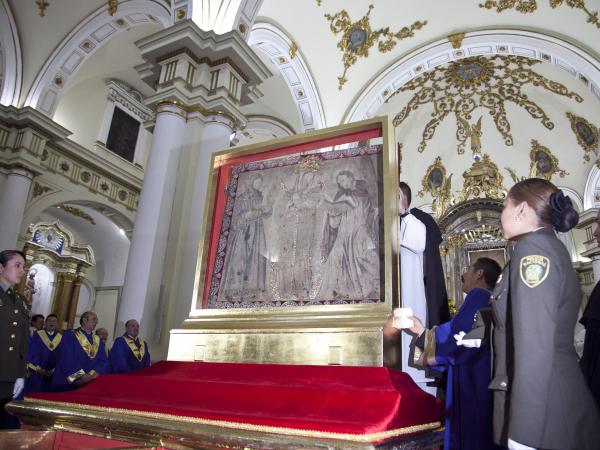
[396,184,435,394]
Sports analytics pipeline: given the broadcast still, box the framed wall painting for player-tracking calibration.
[190,117,398,321]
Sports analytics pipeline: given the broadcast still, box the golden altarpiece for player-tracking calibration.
[18,221,94,330]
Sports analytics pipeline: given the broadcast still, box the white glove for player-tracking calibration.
[12,378,25,399]
[454,331,482,348]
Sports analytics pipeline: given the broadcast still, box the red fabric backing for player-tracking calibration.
[27,361,443,442]
[201,127,382,307]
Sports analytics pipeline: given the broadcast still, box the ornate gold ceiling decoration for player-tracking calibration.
[324,5,427,90]
[418,156,453,216]
[458,154,506,202]
[34,1,119,18]
[289,42,298,59]
[505,139,569,182]
[479,0,600,30]
[448,32,466,49]
[389,55,583,154]
[108,0,118,16]
[567,112,599,160]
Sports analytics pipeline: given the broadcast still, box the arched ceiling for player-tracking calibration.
[4,0,600,206]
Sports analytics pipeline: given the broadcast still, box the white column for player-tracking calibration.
[0,167,34,249]
[117,102,187,339]
[592,256,600,285]
[175,115,234,323]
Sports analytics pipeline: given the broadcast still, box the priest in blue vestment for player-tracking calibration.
[397,257,502,450]
[109,319,151,373]
[52,311,108,390]
[26,314,61,392]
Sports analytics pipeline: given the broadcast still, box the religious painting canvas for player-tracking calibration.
[208,145,383,308]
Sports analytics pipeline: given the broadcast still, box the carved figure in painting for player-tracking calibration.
[320,170,379,299]
[219,174,272,301]
[275,170,323,299]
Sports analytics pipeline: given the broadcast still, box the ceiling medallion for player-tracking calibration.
[325,5,427,90]
[567,112,599,160]
[480,0,599,30]
[389,55,583,154]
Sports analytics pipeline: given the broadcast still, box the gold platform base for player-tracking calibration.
[7,400,443,450]
[168,327,384,366]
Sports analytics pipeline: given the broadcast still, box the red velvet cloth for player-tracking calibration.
[27,361,443,442]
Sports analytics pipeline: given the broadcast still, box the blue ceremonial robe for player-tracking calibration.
[52,328,108,390]
[427,288,499,450]
[25,330,62,393]
[109,334,151,374]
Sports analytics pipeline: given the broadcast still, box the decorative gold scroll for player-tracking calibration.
[389,55,583,154]
[479,0,600,30]
[325,5,427,90]
[567,112,599,161]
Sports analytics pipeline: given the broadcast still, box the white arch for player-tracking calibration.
[583,165,600,210]
[23,0,171,116]
[238,114,294,140]
[0,0,21,106]
[344,29,600,123]
[249,22,326,132]
[22,191,135,238]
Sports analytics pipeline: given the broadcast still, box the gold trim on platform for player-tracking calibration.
[23,398,442,443]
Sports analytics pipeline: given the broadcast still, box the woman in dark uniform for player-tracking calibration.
[0,249,28,429]
[492,178,600,449]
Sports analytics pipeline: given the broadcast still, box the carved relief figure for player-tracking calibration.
[320,170,380,299]
[219,174,272,301]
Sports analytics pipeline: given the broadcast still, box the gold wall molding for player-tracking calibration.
[448,32,466,49]
[324,5,427,90]
[32,182,54,199]
[55,204,97,225]
[567,112,599,160]
[389,55,583,154]
[289,41,298,59]
[479,0,600,30]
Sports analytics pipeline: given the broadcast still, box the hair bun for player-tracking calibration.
[549,190,579,232]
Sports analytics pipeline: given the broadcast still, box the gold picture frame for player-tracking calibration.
[169,117,399,367]
[567,112,599,160]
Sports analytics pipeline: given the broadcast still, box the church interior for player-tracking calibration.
[2,0,600,448]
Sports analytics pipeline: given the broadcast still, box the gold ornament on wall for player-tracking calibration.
[528,139,568,179]
[388,55,583,154]
[418,156,454,216]
[289,42,299,59]
[479,0,600,30]
[448,32,466,49]
[55,204,96,226]
[324,5,427,89]
[566,112,599,160]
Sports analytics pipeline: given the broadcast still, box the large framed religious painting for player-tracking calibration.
[192,117,398,315]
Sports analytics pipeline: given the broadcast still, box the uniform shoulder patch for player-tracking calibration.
[519,255,550,288]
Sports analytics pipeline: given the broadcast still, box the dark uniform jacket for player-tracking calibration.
[490,228,600,449]
[0,286,30,386]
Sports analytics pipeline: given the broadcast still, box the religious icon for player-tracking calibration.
[348,27,367,52]
[567,112,599,160]
[528,140,568,180]
[211,148,382,308]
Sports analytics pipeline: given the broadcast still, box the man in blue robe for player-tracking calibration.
[403,257,502,450]
[109,319,150,373]
[26,314,61,392]
[52,311,108,390]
